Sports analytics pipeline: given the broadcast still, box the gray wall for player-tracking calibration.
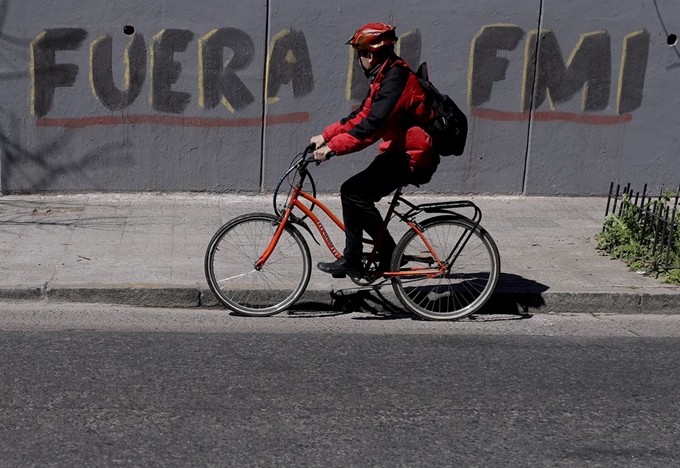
[0,0,678,195]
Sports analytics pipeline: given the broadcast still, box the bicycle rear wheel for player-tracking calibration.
[391,216,500,320]
[205,213,311,316]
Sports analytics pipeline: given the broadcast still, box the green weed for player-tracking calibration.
[596,192,680,284]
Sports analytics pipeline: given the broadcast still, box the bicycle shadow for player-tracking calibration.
[288,273,549,321]
[470,273,548,320]
[287,287,410,319]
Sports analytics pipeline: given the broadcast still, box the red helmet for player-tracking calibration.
[346,22,397,51]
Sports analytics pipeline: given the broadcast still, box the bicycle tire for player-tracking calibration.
[204,213,312,316]
[391,216,500,320]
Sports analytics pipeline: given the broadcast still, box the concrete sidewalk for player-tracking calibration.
[1,192,678,314]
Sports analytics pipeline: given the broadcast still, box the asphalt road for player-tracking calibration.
[1,302,679,467]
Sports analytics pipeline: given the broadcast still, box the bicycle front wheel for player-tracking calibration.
[391,216,500,320]
[205,213,311,316]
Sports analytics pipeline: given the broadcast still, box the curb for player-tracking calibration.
[1,285,679,314]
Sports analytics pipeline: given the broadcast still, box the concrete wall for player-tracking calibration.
[0,0,677,195]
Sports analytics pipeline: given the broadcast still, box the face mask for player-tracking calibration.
[362,61,382,78]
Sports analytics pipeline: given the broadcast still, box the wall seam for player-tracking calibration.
[258,0,271,192]
[522,0,545,195]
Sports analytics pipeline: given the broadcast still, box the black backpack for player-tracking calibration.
[415,63,468,157]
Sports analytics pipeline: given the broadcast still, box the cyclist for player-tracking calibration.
[310,22,438,276]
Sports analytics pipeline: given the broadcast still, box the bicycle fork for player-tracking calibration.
[254,190,300,270]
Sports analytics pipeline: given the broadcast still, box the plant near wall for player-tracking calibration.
[667,222,680,283]
[596,192,680,284]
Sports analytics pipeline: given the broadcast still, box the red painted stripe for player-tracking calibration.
[35,112,310,129]
[471,107,633,125]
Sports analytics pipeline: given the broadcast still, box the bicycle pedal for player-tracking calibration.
[331,273,347,278]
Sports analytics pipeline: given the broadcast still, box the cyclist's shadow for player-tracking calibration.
[288,273,549,321]
[287,284,411,320]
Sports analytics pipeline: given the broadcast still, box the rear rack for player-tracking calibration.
[397,197,482,228]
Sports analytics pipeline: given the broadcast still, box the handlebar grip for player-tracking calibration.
[302,147,336,166]
[309,151,336,165]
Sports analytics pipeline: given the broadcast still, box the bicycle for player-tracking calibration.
[204,144,501,320]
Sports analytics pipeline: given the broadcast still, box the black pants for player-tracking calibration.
[340,152,412,265]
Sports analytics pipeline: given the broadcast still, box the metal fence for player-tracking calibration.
[604,182,680,271]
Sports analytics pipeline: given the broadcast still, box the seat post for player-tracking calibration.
[392,185,404,201]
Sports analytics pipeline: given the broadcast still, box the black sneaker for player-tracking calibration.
[317,258,363,278]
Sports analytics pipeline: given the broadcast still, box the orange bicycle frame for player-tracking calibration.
[256,185,446,278]
[255,186,345,268]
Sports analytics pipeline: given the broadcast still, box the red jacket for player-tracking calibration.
[323,56,436,172]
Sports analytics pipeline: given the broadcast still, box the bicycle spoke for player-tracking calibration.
[205,214,311,315]
[392,218,499,320]
[217,270,256,285]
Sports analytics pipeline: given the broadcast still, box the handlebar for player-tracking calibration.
[302,143,336,166]
[273,144,333,218]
